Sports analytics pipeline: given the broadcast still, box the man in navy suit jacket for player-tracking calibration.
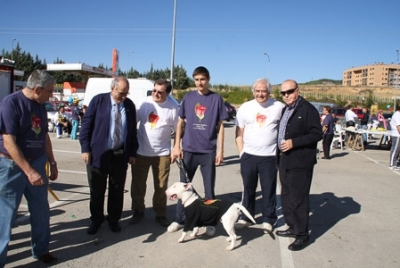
[79,76,139,234]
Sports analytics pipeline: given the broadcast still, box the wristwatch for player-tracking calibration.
[50,161,57,166]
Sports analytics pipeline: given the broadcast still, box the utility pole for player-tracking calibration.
[170,0,177,88]
[11,38,16,61]
[263,52,270,79]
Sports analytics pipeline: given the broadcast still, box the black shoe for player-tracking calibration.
[129,210,145,225]
[275,229,296,238]
[109,222,121,233]
[321,156,330,160]
[87,223,101,235]
[155,216,171,227]
[288,236,310,251]
[37,252,58,264]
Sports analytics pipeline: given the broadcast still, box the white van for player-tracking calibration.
[82,77,179,107]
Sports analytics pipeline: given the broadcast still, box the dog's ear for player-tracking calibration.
[184,183,192,189]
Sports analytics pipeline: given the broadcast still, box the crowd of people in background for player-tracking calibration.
[3,66,400,266]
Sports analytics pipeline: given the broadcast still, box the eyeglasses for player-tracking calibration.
[254,90,268,94]
[280,87,298,96]
[116,91,130,97]
[152,89,166,95]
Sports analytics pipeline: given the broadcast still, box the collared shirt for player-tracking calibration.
[278,97,301,150]
[108,95,126,150]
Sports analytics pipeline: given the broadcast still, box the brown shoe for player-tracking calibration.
[38,252,58,264]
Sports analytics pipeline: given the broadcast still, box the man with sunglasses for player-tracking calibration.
[276,79,322,251]
[129,79,178,227]
[80,76,139,235]
[234,78,284,233]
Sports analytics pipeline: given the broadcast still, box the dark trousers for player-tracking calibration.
[278,166,313,237]
[87,151,127,225]
[174,151,216,224]
[323,134,334,158]
[240,153,277,224]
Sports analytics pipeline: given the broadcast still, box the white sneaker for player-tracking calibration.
[167,222,184,233]
[262,222,273,234]
[57,136,62,139]
[389,166,400,171]
[205,226,216,236]
[234,220,252,230]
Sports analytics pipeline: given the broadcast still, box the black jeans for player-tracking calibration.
[323,134,334,158]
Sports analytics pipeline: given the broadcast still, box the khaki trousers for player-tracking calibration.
[130,155,170,217]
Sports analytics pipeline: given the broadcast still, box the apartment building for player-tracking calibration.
[342,63,400,86]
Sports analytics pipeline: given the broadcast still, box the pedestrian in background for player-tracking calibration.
[0,70,58,265]
[168,66,229,233]
[389,104,400,170]
[322,106,334,159]
[234,78,284,233]
[70,98,80,140]
[130,79,178,227]
[276,79,322,251]
[79,76,139,235]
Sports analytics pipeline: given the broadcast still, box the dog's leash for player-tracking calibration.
[175,159,203,199]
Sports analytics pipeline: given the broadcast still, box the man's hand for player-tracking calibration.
[129,157,136,165]
[81,152,91,164]
[49,163,58,181]
[215,151,224,166]
[171,147,183,163]
[27,170,45,186]
[280,139,293,152]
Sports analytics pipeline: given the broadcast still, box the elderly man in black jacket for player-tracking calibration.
[276,79,323,251]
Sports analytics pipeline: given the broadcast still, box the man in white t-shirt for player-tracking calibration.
[129,79,178,226]
[389,104,400,170]
[345,106,358,127]
[234,78,285,233]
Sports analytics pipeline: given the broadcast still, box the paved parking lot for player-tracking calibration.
[6,123,400,267]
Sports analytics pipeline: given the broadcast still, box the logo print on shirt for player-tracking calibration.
[31,113,42,137]
[256,113,267,128]
[195,103,206,122]
[148,111,159,129]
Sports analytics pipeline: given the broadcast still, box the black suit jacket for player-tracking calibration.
[277,98,323,169]
[79,93,139,169]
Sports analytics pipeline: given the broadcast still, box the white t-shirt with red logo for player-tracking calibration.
[136,96,179,156]
[235,98,284,156]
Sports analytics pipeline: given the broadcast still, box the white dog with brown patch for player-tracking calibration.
[165,182,256,251]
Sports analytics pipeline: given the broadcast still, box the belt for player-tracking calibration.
[0,153,36,162]
[0,153,12,159]
[108,148,124,156]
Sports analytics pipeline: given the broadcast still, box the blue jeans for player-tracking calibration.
[361,125,368,142]
[71,119,79,140]
[0,154,50,266]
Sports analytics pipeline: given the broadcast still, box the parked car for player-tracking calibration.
[352,108,364,119]
[331,107,347,118]
[45,101,73,132]
[224,102,236,121]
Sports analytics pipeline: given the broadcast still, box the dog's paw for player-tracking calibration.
[226,245,234,251]
[226,237,231,242]
[178,238,184,243]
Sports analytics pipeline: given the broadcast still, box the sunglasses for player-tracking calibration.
[280,87,298,96]
[152,89,166,95]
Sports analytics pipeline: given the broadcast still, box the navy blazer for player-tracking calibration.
[277,98,323,169]
[79,93,139,169]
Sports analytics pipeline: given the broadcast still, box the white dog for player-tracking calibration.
[165,182,256,251]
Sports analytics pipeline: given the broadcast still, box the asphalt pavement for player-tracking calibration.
[5,123,400,268]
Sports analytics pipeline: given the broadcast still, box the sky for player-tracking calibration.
[1,0,399,86]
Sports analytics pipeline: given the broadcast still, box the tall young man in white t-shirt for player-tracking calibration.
[130,79,178,226]
[234,78,284,233]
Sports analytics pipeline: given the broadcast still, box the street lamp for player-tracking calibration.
[11,38,16,61]
[263,52,270,79]
[170,0,177,87]
[126,51,134,78]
